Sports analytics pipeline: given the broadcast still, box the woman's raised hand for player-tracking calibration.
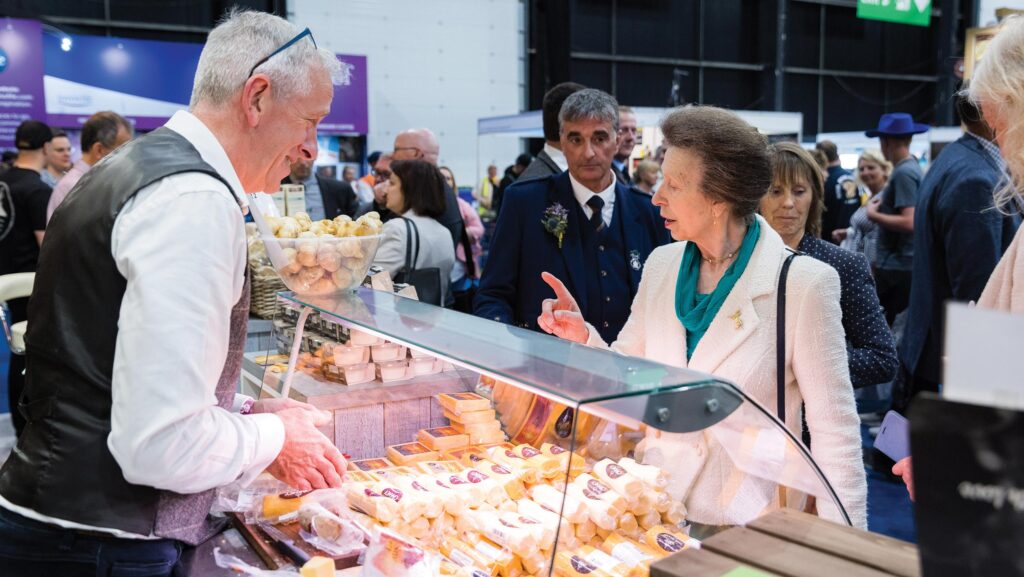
[537,272,589,344]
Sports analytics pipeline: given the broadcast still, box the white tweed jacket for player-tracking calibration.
[979,224,1024,313]
[585,216,867,529]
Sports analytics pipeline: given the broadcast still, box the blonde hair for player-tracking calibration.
[855,149,892,189]
[969,16,1024,214]
[634,159,660,181]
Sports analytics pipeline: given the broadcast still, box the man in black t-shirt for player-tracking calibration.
[0,120,54,436]
[816,140,862,244]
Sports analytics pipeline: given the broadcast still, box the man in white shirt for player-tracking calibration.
[46,110,134,222]
[517,82,585,181]
[0,10,346,576]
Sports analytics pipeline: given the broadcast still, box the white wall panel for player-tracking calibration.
[289,0,525,193]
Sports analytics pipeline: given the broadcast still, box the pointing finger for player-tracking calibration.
[540,272,574,303]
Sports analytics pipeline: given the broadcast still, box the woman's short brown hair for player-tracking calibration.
[768,142,825,238]
[660,106,771,221]
[389,159,447,219]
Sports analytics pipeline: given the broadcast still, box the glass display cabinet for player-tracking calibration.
[249,288,852,576]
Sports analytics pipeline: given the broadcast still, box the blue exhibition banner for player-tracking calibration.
[43,34,201,130]
[0,19,46,150]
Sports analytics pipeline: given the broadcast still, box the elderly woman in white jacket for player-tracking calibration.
[539,106,867,533]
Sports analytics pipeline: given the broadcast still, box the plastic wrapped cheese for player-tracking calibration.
[498,510,555,550]
[573,474,628,515]
[515,498,572,545]
[346,485,398,523]
[540,443,586,478]
[466,511,537,558]
[617,457,669,490]
[530,483,588,524]
[390,476,443,519]
[643,524,700,557]
[565,482,618,531]
[592,459,644,504]
[473,460,528,501]
[600,532,659,572]
[513,444,562,478]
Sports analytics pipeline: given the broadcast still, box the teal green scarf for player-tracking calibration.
[675,219,760,360]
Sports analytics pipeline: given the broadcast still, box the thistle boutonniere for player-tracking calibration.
[542,202,569,248]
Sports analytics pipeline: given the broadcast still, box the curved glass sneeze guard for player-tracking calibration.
[279,289,851,527]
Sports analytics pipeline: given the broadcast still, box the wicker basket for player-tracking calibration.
[250,265,286,319]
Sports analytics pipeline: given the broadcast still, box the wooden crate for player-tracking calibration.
[651,509,920,577]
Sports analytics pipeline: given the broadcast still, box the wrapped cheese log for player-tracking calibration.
[530,484,588,524]
[498,510,555,550]
[574,545,633,577]
[444,533,521,577]
[600,532,659,571]
[575,519,597,542]
[441,472,486,507]
[414,461,464,476]
[662,500,687,524]
[516,498,572,545]
[512,444,562,478]
[487,447,540,485]
[473,460,528,500]
[592,459,644,504]
[553,550,620,577]
[369,481,425,523]
[465,510,537,558]
[540,443,586,478]
[618,512,639,536]
[573,474,628,515]
[428,475,470,514]
[565,482,618,531]
[631,491,653,516]
[464,468,511,506]
[637,509,663,531]
[346,485,398,523]
[617,457,669,490]
[390,476,443,519]
[643,524,700,558]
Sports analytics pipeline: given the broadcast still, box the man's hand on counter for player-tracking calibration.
[265,404,348,491]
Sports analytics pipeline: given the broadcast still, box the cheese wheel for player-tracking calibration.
[386,442,439,465]
[418,426,470,452]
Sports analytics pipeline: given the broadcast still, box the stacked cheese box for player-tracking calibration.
[318,328,449,385]
[337,392,696,577]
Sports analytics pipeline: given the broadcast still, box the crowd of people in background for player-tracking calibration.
[2,13,1024,525]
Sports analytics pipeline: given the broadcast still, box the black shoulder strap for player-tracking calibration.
[405,217,421,271]
[401,217,414,274]
[777,251,799,421]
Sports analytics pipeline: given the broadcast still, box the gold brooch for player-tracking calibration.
[729,309,743,329]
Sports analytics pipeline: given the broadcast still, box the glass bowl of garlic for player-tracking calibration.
[262,212,383,295]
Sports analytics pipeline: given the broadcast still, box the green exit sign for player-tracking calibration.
[858,0,932,27]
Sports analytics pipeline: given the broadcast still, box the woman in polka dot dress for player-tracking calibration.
[761,143,898,389]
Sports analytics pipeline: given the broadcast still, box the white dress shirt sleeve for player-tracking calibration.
[107,176,285,494]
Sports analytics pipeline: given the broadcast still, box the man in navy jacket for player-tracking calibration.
[474,89,670,343]
[899,94,1020,406]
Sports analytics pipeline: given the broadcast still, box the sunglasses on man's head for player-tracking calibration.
[247,27,317,78]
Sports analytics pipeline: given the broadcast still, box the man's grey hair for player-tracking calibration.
[558,89,620,133]
[190,8,340,108]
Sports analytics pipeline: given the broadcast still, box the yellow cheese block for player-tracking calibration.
[347,457,394,472]
[414,460,464,475]
[443,445,489,467]
[600,532,658,574]
[450,418,503,436]
[445,407,498,424]
[469,427,507,446]
[373,466,418,481]
[345,470,380,484]
[553,550,618,577]
[300,556,335,577]
[417,426,470,451]
[261,490,311,520]
[438,392,492,413]
[386,442,439,465]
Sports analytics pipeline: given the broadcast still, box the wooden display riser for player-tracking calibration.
[651,509,920,577]
[248,355,476,460]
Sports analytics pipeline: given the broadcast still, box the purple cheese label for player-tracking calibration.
[606,464,627,479]
[491,464,512,475]
[448,475,467,485]
[411,481,429,492]
[570,556,596,573]
[656,532,685,552]
[548,446,566,454]
[504,450,524,460]
[518,516,539,525]
[364,488,381,497]
[587,479,610,494]
[381,487,403,502]
[521,447,541,458]
[466,470,490,483]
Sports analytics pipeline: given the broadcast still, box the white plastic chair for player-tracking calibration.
[0,273,34,355]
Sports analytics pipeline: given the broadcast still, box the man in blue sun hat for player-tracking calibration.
[866,112,928,325]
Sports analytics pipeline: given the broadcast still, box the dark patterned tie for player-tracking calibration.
[587,195,605,232]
